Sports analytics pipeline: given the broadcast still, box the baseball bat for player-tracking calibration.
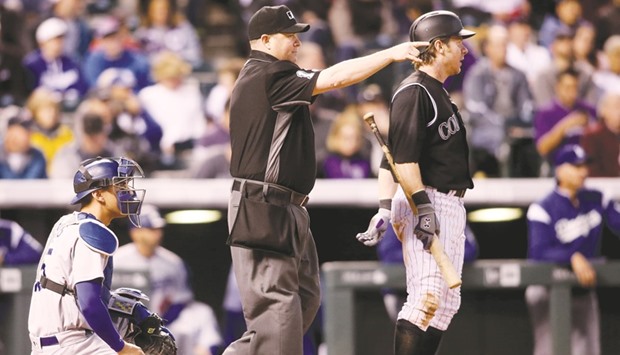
[363,112,462,289]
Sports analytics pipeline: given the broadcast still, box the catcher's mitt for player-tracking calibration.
[128,313,177,355]
[107,287,177,355]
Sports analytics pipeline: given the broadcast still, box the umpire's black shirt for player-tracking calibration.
[229,50,320,195]
[387,70,474,191]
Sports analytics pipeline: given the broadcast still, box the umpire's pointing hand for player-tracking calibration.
[390,41,430,64]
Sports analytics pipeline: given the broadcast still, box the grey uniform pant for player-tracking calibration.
[223,188,321,355]
[525,285,600,355]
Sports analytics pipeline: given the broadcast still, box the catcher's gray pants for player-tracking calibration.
[223,187,321,355]
[525,285,600,355]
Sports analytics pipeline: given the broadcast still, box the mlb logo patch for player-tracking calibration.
[296,70,315,80]
[286,11,295,20]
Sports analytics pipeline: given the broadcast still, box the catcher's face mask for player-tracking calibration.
[113,157,146,228]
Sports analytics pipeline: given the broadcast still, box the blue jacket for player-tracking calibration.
[0,148,47,179]
[527,188,620,263]
[82,50,152,91]
[0,219,43,265]
[22,50,89,98]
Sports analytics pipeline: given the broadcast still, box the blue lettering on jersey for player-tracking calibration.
[78,221,118,255]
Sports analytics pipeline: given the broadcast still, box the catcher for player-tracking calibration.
[27,156,175,354]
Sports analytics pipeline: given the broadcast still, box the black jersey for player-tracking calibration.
[229,50,320,194]
[387,70,473,190]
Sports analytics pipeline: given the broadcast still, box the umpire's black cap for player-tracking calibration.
[248,5,309,40]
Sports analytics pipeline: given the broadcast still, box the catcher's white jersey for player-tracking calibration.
[28,212,118,353]
[114,244,193,314]
[392,187,466,331]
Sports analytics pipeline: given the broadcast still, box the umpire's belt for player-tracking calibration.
[436,188,466,198]
[30,330,93,349]
[232,179,309,207]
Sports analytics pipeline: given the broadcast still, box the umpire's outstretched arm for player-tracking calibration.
[312,41,428,95]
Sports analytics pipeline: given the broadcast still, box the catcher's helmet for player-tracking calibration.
[409,10,475,51]
[71,157,146,227]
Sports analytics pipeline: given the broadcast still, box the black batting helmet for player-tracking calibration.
[409,10,475,51]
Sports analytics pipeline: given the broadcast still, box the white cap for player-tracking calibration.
[36,17,68,43]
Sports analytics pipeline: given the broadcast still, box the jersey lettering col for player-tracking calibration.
[388,70,473,190]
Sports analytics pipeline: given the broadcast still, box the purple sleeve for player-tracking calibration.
[75,280,125,352]
[527,220,570,263]
[534,109,553,143]
[463,224,479,263]
[3,232,42,265]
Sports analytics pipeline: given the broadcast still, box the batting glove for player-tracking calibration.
[356,208,391,247]
[412,191,439,251]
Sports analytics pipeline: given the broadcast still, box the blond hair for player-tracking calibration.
[326,105,363,153]
[603,35,620,54]
[151,51,191,82]
[25,88,61,116]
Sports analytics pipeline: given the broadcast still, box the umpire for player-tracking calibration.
[225,5,427,354]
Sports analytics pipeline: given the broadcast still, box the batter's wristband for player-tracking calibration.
[411,191,431,206]
[379,199,392,210]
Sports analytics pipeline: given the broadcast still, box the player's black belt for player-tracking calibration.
[436,188,466,198]
[232,179,309,206]
[40,275,74,296]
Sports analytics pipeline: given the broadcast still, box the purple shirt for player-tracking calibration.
[322,154,371,179]
[534,99,596,162]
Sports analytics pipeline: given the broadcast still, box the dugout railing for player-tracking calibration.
[1,178,619,208]
[323,260,620,355]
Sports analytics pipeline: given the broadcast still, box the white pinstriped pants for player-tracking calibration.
[392,186,466,331]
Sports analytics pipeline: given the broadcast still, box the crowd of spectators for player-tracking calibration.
[1,0,620,180]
